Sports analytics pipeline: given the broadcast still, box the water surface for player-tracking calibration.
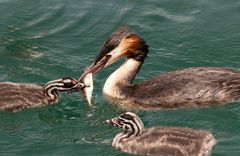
[1,0,240,155]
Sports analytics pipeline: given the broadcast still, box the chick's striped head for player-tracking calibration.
[105,112,144,135]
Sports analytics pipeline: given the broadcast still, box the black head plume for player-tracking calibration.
[95,26,134,64]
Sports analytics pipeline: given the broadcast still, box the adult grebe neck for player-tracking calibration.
[103,58,143,100]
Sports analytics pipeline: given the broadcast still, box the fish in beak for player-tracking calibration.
[77,46,124,105]
[81,73,93,106]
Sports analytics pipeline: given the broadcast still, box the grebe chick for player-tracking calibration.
[105,112,216,156]
[0,77,83,112]
[80,26,240,110]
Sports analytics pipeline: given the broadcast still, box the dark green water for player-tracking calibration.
[1,0,240,155]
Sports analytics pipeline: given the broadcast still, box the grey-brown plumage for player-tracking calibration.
[0,78,82,112]
[105,112,216,156]
[80,26,240,110]
[104,65,240,110]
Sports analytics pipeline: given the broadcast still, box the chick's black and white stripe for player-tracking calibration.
[106,112,216,156]
[118,112,144,137]
[0,77,81,112]
[111,112,144,148]
[44,78,75,102]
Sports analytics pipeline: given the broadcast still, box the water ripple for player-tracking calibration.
[144,8,194,23]
[1,0,240,156]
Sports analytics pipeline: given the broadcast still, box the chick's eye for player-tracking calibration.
[64,82,74,88]
[71,80,77,85]
[124,126,129,130]
[121,114,133,120]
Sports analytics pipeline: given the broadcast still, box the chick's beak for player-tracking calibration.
[104,117,120,126]
[72,83,85,91]
[67,80,84,93]
[104,119,114,125]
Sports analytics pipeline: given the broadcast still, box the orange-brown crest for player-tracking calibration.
[118,34,148,60]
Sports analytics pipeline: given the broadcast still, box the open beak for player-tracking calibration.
[78,48,124,82]
[104,119,114,125]
[104,117,120,126]
[73,83,85,91]
[67,82,85,93]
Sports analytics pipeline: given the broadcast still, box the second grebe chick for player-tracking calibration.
[105,112,216,156]
[0,77,83,112]
[79,26,240,110]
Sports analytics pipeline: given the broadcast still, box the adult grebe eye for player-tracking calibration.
[106,54,111,59]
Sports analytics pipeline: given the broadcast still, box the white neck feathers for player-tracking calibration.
[103,58,142,98]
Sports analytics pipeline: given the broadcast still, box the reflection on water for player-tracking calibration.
[0,0,240,155]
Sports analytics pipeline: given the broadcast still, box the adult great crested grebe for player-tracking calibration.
[0,77,83,112]
[79,26,240,110]
[105,112,216,156]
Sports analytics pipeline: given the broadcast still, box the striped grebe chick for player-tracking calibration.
[0,77,83,112]
[80,26,240,110]
[105,112,216,156]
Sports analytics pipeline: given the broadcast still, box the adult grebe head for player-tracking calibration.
[79,26,148,81]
